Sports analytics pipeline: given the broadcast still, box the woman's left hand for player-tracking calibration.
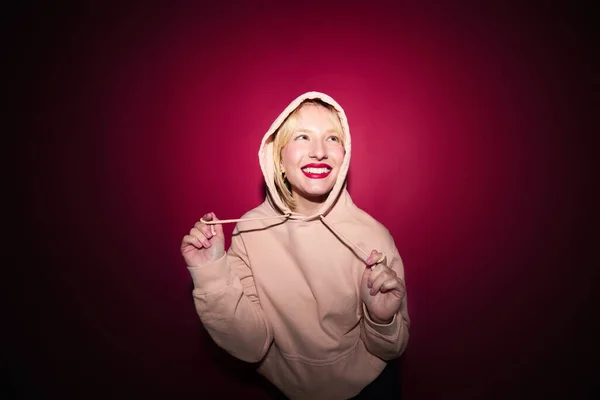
[360,249,406,324]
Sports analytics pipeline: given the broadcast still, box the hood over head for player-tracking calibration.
[258,91,352,221]
[201,91,385,265]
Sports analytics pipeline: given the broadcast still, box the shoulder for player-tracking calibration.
[330,191,394,243]
[346,206,403,267]
[331,196,396,252]
[350,205,394,243]
[238,202,272,220]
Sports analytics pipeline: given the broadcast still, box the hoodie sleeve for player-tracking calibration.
[360,244,410,361]
[187,231,273,363]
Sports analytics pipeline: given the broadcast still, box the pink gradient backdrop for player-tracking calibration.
[10,1,596,399]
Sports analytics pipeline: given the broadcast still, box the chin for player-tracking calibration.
[303,186,335,199]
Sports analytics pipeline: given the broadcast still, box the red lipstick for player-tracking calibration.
[301,163,332,179]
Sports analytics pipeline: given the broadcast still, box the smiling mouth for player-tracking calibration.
[301,165,332,179]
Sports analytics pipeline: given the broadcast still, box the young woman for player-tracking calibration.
[181,92,410,399]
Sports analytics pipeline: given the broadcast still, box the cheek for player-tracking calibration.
[281,145,304,167]
[331,147,346,165]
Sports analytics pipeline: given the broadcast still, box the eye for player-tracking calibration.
[294,134,309,141]
[327,135,341,142]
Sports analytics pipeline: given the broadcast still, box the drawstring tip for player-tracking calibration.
[378,254,387,265]
[365,253,387,266]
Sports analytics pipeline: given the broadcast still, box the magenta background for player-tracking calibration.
[9,1,596,399]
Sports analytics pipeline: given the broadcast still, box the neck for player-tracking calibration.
[292,193,328,216]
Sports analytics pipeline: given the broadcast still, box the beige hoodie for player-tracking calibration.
[188,92,410,399]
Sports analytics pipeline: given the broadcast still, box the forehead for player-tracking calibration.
[297,104,331,117]
[295,105,337,128]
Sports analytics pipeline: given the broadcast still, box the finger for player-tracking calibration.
[366,250,383,266]
[371,271,393,295]
[365,249,377,265]
[200,212,217,237]
[190,227,211,248]
[381,278,406,296]
[195,220,214,239]
[200,212,214,229]
[181,234,203,250]
[367,265,385,288]
[200,212,222,236]
[368,264,396,287]
[209,212,223,237]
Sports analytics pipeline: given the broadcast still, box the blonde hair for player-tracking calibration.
[273,99,345,211]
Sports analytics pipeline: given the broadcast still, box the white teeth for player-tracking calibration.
[302,167,331,174]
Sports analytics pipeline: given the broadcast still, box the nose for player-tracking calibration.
[309,139,327,160]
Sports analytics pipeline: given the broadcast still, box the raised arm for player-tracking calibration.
[182,214,273,362]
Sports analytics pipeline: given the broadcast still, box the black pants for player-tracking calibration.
[264,359,402,400]
[349,359,402,399]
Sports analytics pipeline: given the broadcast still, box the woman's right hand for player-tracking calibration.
[181,212,225,268]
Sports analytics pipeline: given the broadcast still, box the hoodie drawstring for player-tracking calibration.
[201,213,387,266]
[201,213,293,225]
[318,215,387,266]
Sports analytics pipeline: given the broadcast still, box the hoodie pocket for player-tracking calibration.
[261,340,384,399]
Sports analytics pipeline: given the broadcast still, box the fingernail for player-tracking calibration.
[366,257,373,264]
[204,241,211,248]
